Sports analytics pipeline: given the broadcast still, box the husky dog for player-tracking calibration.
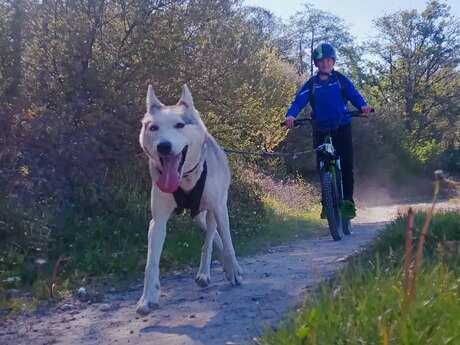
[136,84,243,315]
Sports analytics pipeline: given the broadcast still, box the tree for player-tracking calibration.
[280,3,354,76]
[369,0,460,151]
[0,0,298,209]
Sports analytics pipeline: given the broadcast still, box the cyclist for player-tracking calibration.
[285,43,371,219]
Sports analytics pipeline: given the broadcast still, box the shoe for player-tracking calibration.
[341,200,356,219]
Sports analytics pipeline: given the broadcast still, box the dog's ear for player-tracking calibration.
[177,84,194,109]
[146,84,164,112]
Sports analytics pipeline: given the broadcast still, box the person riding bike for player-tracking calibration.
[285,43,371,219]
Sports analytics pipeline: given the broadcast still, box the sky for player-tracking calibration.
[243,0,460,43]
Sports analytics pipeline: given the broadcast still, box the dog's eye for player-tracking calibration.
[149,124,159,131]
[175,123,185,129]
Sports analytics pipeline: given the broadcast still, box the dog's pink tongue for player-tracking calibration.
[156,154,181,193]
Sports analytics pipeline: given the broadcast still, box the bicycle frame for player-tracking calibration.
[317,135,338,169]
[316,134,345,202]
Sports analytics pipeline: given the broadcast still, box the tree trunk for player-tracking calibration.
[5,0,25,104]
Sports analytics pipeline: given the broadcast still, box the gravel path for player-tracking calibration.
[2,203,449,345]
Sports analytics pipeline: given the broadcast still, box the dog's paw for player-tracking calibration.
[136,296,159,315]
[226,269,243,286]
[236,261,244,276]
[223,259,243,286]
[195,272,211,288]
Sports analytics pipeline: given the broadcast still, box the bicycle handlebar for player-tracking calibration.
[280,108,374,127]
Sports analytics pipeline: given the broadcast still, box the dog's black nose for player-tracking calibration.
[157,141,172,155]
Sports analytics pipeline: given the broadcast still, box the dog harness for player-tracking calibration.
[173,161,207,217]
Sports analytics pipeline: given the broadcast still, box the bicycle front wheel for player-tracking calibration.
[321,171,342,241]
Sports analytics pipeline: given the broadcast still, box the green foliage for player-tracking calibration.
[407,139,444,165]
[368,0,460,172]
[0,0,301,308]
[441,146,460,173]
[277,1,460,185]
[261,212,460,345]
[0,160,322,312]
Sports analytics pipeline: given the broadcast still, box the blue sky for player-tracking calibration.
[244,0,460,42]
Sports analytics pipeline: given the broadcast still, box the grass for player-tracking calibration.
[162,196,322,265]
[260,211,460,345]
[237,196,322,256]
[0,176,322,315]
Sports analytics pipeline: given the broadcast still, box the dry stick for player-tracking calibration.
[408,174,441,302]
[310,330,317,345]
[49,255,71,299]
[380,324,390,345]
[403,207,414,306]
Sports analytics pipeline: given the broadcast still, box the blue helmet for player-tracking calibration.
[312,43,337,62]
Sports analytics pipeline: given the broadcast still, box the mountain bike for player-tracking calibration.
[282,110,373,240]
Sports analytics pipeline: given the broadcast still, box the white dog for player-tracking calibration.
[136,84,243,315]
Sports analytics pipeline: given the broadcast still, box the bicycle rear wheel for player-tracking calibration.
[321,171,342,241]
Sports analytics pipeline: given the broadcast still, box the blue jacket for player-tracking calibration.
[286,71,367,129]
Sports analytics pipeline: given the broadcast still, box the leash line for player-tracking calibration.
[223,147,315,158]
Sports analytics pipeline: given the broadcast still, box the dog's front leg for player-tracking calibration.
[214,204,243,286]
[195,211,218,287]
[136,218,167,315]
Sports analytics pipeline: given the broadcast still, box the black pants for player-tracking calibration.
[314,124,354,202]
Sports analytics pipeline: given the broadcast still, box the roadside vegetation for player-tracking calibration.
[0,167,322,314]
[261,209,460,345]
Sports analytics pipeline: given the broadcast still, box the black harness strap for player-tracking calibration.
[173,161,207,218]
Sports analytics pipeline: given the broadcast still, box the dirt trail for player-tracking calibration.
[1,203,453,345]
